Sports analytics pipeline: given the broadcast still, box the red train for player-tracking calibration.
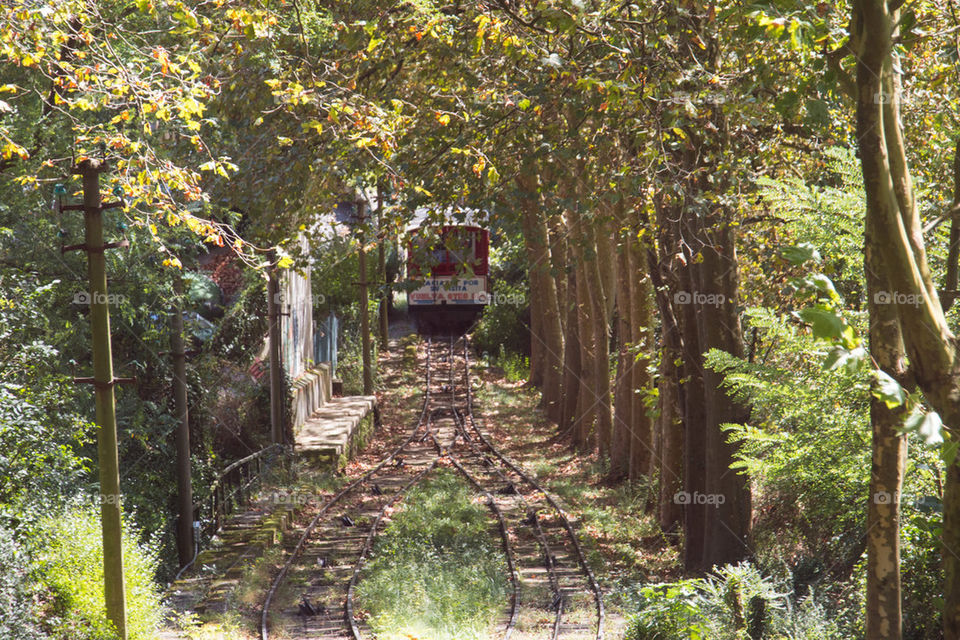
[406,223,490,336]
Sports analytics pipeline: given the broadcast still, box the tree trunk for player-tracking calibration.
[676,237,708,573]
[538,222,565,424]
[358,207,373,396]
[560,240,582,440]
[629,230,655,480]
[518,164,557,392]
[865,231,908,640]
[573,251,596,452]
[550,213,568,336]
[611,225,634,479]
[853,2,960,635]
[528,287,545,387]
[598,215,618,320]
[696,209,752,568]
[585,221,613,457]
[657,322,684,530]
[647,207,686,530]
[377,183,389,350]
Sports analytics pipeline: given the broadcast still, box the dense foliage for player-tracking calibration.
[2,0,959,637]
[623,563,845,640]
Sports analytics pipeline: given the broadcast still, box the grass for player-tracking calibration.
[495,345,529,383]
[33,504,166,640]
[356,470,509,640]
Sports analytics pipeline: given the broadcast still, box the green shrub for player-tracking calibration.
[704,308,870,575]
[898,458,944,640]
[357,470,508,640]
[472,282,529,360]
[496,344,529,382]
[33,505,166,640]
[0,526,47,640]
[207,273,267,363]
[623,563,844,640]
[623,579,708,640]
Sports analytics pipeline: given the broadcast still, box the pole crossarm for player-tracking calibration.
[73,376,137,388]
[61,239,130,254]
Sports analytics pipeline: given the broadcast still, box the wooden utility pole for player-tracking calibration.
[267,266,285,444]
[358,199,373,395]
[73,159,128,639]
[170,273,193,567]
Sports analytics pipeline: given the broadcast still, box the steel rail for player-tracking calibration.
[462,337,606,640]
[444,336,562,638]
[260,337,438,639]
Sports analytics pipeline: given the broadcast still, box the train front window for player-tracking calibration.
[411,234,447,271]
[445,229,477,268]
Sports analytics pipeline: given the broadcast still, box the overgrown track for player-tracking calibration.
[458,337,605,640]
[260,335,604,640]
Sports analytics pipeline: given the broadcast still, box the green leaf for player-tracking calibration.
[824,345,867,372]
[781,242,821,265]
[798,305,844,341]
[873,370,906,408]
[804,99,830,127]
[805,273,840,302]
[904,406,944,445]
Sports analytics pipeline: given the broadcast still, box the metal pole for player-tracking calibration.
[170,273,193,568]
[267,267,284,443]
[358,200,373,395]
[77,159,127,639]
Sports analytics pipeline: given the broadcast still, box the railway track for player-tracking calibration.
[260,335,604,640]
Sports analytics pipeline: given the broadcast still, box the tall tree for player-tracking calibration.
[852,0,960,635]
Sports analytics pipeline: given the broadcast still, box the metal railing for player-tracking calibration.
[200,443,293,539]
[174,443,293,581]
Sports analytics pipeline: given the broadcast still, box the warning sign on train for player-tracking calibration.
[409,277,488,305]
